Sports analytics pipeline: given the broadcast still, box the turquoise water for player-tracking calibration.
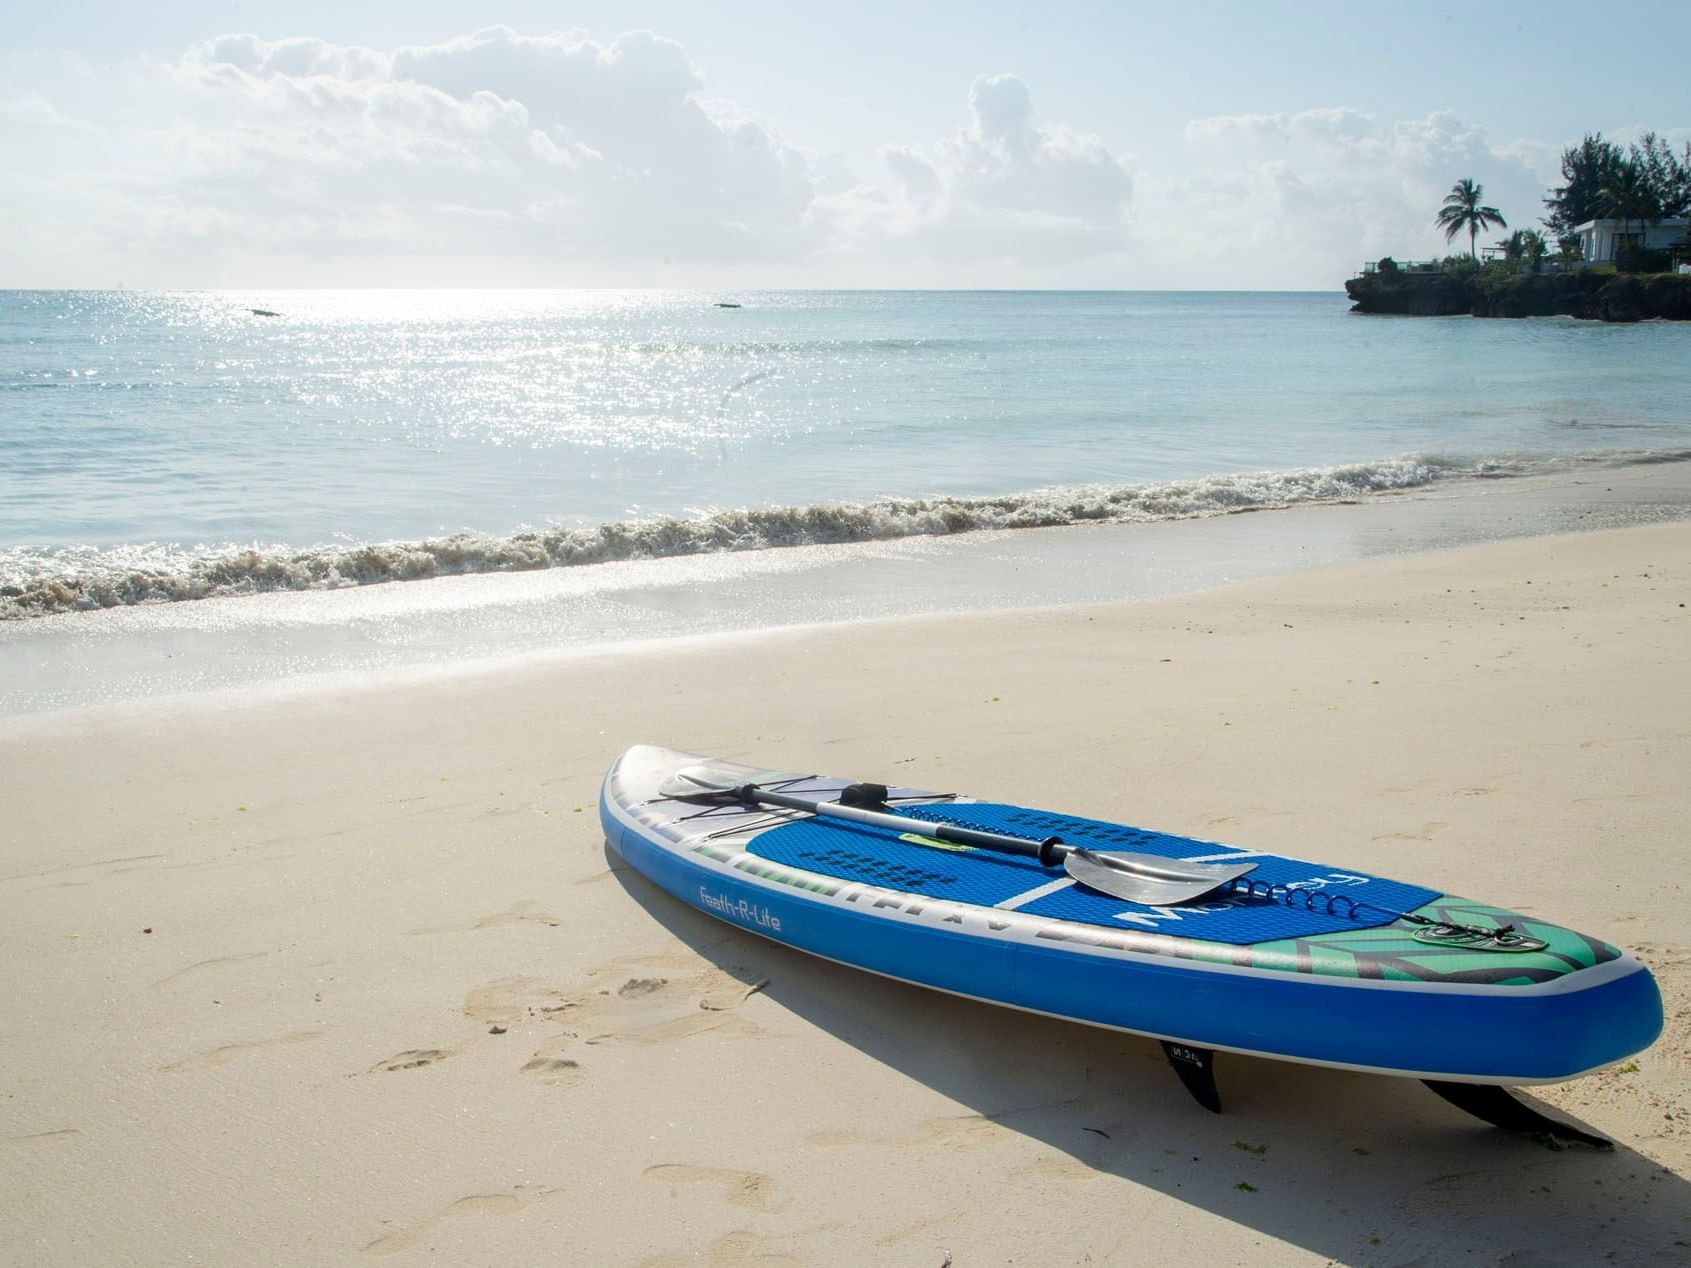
[3,288,1690,619]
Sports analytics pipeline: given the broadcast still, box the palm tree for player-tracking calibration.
[1520,229,1548,271]
[1436,179,1508,260]
[1501,229,1548,265]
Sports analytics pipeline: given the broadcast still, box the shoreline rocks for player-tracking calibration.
[1344,269,1691,321]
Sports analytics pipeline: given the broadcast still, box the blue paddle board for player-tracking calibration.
[601,745,1661,1140]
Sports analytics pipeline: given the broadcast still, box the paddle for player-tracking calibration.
[657,764,1258,906]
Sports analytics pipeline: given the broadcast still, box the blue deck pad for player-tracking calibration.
[748,803,1441,946]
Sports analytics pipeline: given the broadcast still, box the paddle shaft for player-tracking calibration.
[729,785,1067,868]
[661,769,1258,903]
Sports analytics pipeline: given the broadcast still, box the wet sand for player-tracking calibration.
[7,457,1691,719]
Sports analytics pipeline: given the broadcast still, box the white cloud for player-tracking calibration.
[187,33,390,82]
[0,33,1149,286]
[1152,107,1548,286]
[0,28,832,283]
[870,74,1133,266]
[1185,106,1375,149]
[151,27,819,272]
[0,93,98,131]
[0,28,1597,288]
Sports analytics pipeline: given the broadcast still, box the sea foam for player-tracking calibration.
[0,451,1669,620]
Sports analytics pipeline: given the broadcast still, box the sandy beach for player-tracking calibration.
[3,520,1688,1267]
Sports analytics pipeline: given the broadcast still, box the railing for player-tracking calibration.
[1357,259,1444,275]
[1356,257,1589,277]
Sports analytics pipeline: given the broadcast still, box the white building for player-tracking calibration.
[1571,216,1689,263]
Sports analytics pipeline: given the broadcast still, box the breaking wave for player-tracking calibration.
[1,450,1681,620]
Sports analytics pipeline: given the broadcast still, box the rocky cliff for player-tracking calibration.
[1345,270,1691,321]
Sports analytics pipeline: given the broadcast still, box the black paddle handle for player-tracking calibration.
[736,785,1067,867]
[924,818,1068,866]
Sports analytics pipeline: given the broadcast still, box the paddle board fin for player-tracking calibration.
[1156,1051,1612,1146]
[1161,1041,1221,1114]
[1422,1081,1612,1148]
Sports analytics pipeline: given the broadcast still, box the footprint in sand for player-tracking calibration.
[372,960,769,1088]
[160,1029,323,1072]
[518,1056,583,1084]
[369,1048,455,1073]
[583,961,767,1045]
[464,976,574,1029]
[358,977,573,1080]
[518,1034,584,1086]
[502,958,768,1081]
[642,1164,780,1211]
[363,1184,561,1255]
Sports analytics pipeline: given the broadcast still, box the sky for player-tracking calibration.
[3,0,1688,290]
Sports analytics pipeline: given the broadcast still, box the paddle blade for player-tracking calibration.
[1064,848,1257,906]
[657,762,753,801]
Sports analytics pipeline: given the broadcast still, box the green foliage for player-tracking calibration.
[1442,255,1480,280]
[1543,131,1690,235]
[1436,178,1507,259]
[1376,256,1400,276]
[1498,229,1547,269]
[1544,134,1622,237]
[1634,131,1691,218]
[1599,160,1662,233]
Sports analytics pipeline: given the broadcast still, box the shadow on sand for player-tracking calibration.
[606,843,1689,1266]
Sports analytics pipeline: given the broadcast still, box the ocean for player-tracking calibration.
[4,288,1690,715]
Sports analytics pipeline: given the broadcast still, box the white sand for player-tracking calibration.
[2,522,1688,1266]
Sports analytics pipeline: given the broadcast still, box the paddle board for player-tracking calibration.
[600,744,1662,1141]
